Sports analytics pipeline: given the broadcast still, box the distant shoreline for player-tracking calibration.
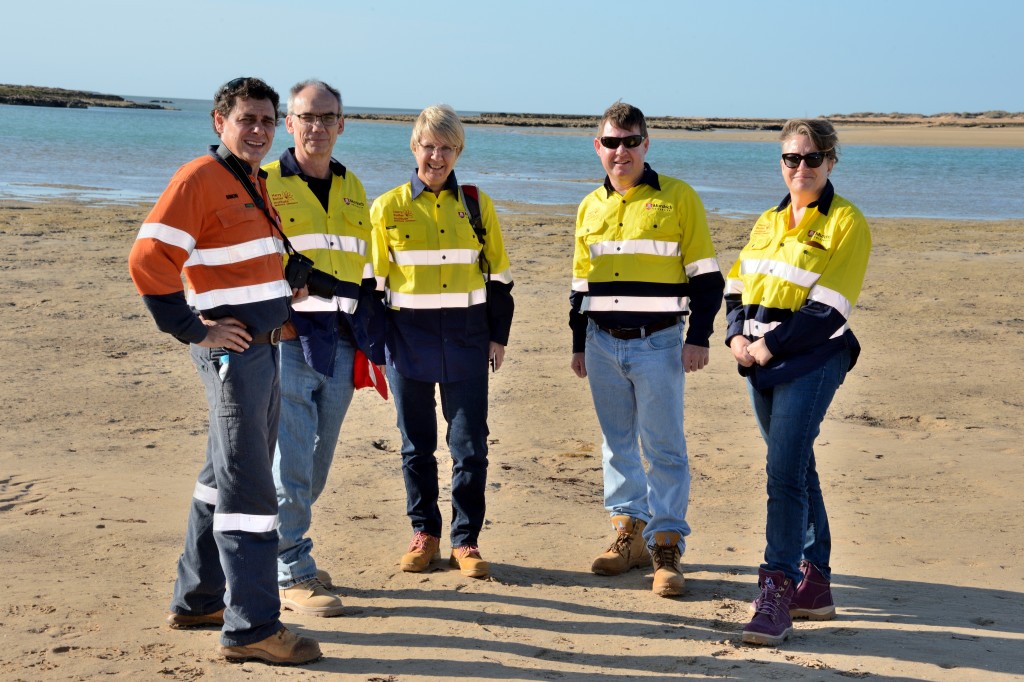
[0,84,172,110]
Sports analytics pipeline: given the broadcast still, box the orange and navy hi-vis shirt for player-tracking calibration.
[128,147,292,344]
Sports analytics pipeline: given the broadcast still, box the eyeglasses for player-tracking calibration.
[599,135,646,149]
[781,150,833,168]
[418,143,459,156]
[294,113,340,127]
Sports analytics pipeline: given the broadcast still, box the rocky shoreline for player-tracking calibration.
[0,84,171,110]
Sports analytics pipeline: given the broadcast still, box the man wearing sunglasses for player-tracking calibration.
[262,80,385,618]
[570,101,724,598]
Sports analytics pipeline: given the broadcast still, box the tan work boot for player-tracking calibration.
[280,578,344,617]
[650,531,685,597]
[166,608,224,629]
[218,625,322,665]
[591,515,651,575]
[315,568,333,589]
[400,531,441,572]
[449,545,490,578]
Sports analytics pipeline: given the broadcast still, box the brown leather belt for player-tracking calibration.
[250,327,282,345]
[598,317,677,340]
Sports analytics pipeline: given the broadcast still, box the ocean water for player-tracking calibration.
[1,97,1022,220]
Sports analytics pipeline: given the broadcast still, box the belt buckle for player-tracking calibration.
[269,327,282,345]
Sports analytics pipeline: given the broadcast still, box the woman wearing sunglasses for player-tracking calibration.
[724,119,871,646]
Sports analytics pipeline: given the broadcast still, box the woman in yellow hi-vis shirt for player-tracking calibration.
[370,105,514,580]
[724,119,871,646]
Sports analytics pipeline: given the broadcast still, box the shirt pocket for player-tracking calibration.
[215,204,264,234]
[279,207,315,234]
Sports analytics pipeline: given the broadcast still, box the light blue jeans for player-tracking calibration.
[272,337,355,588]
[584,319,690,551]
[747,348,849,585]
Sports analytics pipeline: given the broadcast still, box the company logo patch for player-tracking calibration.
[393,209,415,223]
[270,191,299,207]
[644,201,673,213]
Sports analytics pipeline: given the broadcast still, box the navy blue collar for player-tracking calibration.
[774,179,836,216]
[277,147,347,180]
[603,162,661,196]
[411,168,459,199]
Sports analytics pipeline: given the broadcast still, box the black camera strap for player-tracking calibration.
[213,145,300,257]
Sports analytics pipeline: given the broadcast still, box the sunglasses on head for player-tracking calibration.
[599,134,646,149]
[781,150,832,168]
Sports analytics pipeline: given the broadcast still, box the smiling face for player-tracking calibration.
[781,134,835,202]
[213,97,277,169]
[414,134,461,192]
[595,120,649,193]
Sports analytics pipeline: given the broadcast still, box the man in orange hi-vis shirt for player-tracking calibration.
[128,77,320,666]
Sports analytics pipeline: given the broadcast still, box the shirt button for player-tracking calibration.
[442,284,448,288]
[440,229,445,233]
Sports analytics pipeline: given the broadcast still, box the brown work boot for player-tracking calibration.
[218,625,322,665]
[650,531,685,597]
[400,531,441,572]
[449,545,490,578]
[280,578,344,617]
[591,515,651,575]
[166,608,224,629]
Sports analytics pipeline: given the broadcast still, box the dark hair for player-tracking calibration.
[780,118,840,162]
[210,77,280,133]
[287,79,342,114]
[599,100,648,138]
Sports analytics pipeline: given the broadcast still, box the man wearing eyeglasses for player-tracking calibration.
[262,80,384,617]
[129,77,321,665]
[570,101,724,598]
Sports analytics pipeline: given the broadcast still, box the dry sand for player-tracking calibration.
[1,160,1023,680]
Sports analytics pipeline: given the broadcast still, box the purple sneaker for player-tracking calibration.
[790,560,835,620]
[742,569,794,646]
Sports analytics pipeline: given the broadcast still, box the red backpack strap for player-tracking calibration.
[459,184,485,244]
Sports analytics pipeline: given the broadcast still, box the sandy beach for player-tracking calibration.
[1,123,1022,681]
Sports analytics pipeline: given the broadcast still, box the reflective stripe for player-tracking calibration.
[291,294,359,314]
[686,256,722,278]
[191,280,293,309]
[362,262,374,280]
[571,277,589,293]
[392,248,479,266]
[809,285,853,319]
[374,275,386,291]
[289,232,367,257]
[585,295,689,313]
[193,482,218,506]
[725,277,744,295]
[184,236,283,268]
[387,287,487,309]
[590,239,682,259]
[138,222,195,252]
[213,512,279,533]
[485,268,513,284]
[743,319,781,337]
[741,258,819,289]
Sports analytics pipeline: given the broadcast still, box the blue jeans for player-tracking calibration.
[172,343,282,647]
[386,365,489,548]
[584,319,690,551]
[748,349,849,585]
[272,338,355,588]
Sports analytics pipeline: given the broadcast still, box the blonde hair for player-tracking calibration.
[410,104,465,153]
[780,118,839,162]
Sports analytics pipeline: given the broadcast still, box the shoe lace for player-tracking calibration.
[454,545,481,558]
[754,579,785,621]
[650,543,680,570]
[606,530,635,555]
[408,531,434,552]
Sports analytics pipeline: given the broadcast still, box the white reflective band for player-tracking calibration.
[289,233,367,257]
[375,275,387,291]
[830,323,849,339]
[743,319,782,337]
[213,512,279,533]
[725,277,744,295]
[387,287,487,309]
[392,248,479,266]
[809,285,853,319]
[192,280,293,309]
[362,262,374,280]
[184,236,282,268]
[193,482,218,506]
[590,239,682,259]
[584,295,688,313]
[741,258,819,289]
[484,268,513,284]
[571,277,590,293]
[138,222,196,252]
[685,256,722,278]
[290,294,358,314]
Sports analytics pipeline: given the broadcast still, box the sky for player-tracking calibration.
[3,0,1022,118]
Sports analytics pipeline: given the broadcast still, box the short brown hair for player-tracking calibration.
[599,100,648,138]
[210,77,280,133]
[780,118,839,162]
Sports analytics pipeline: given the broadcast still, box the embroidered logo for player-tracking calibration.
[393,209,416,223]
[270,191,299,207]
[644,201,673,213]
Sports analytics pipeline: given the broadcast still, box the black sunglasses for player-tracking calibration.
[599,135,645,149]
[781,150,832,169]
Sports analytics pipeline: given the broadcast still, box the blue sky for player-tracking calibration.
[4,0,1021,118]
